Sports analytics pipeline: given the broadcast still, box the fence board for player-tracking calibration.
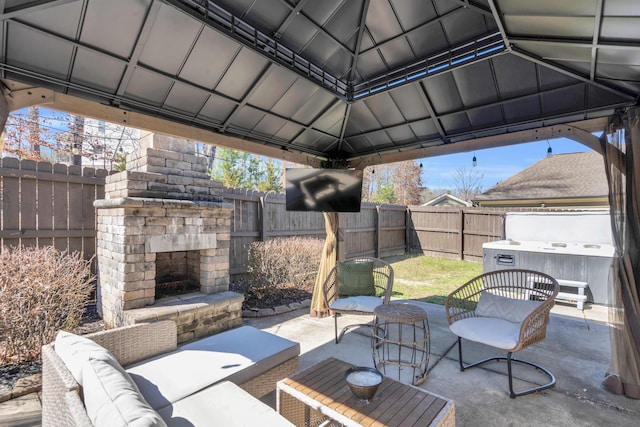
[37,162,54,247]
[53,163,69,252]
[1,158,20,248]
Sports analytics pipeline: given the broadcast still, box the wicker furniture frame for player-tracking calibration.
[41,320,299,426]
[321,257,394,343]
[445,269,559,398]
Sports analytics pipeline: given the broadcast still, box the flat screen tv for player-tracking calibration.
[285,168,363,212]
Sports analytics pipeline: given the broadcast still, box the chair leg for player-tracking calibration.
[334,315,383,344]
[456,338,556,398]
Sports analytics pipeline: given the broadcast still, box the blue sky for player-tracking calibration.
[420,137,593,191]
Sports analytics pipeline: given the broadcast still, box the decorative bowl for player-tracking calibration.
[345,367,384,402]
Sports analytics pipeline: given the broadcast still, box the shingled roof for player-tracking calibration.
[474,152,608,202]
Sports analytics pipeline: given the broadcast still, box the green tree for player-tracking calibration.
[373,182,397,203]
[257,159,283,192]
[210,147,273,190]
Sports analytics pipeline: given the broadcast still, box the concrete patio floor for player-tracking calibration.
[243,301,640,427]
[1,301,639,426]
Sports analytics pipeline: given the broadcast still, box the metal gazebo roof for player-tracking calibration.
[1,0,638,167]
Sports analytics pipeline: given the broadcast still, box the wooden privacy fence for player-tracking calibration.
[1,159,513,279]
[224,189,408,275]
[0,158,107,261]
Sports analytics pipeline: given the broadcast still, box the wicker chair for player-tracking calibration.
[322,257,394,343]
[445,269,559,398]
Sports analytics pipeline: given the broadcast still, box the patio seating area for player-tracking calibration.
[2,300,639,426]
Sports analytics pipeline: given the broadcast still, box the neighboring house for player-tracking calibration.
[422,192,473,207]
[473,152,609,208]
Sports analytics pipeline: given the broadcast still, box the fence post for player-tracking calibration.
[458,209,464,260]
[259,192,268,241]
[405,207,411,254]
[376,205,382,258]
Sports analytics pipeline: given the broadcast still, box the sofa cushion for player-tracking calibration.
[156,381,294,427]
[450,316,521,350]
[126,326,299,410]
[330,295,382,312]
[475,291,542,323]
[337,261,375,296]
[54,330,122,386]
[82,358,167,427]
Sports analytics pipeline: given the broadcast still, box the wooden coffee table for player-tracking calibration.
[276,357,455,427]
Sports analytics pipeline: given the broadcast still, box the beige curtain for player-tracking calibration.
[600,107,640,400]
[310,212,338,318]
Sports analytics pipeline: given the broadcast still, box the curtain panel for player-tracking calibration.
[601,107,640,399]
[310,212,338,318]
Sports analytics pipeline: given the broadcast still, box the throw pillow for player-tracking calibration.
[337,261,375,296]
[83,358,167,427]
[54,331,123,386]
[475,291,542,323]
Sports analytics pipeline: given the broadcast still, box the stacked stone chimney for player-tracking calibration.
[95,133,234,328]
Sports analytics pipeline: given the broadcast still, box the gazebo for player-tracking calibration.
[0,0,638,399]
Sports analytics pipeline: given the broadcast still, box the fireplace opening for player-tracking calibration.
[155,251,200,299]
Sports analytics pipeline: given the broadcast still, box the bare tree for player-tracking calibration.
[394,160,422,205]
[453,167,484,201]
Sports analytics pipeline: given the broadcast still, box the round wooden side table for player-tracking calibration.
[371,302,430,385]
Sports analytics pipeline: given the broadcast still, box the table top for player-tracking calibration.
[374,302,428,323]
[277,357,452,427]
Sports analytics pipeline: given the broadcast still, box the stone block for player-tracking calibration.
[274,305,292,314]
[146,148,184,161]
[144,165,184,176]
[168,175,195,186]
[166,159,191,171]
[0,384,11,403]
[12,374,42,398]
[146,217,182,226]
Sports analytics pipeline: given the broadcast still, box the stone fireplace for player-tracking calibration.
[94,133,241,341]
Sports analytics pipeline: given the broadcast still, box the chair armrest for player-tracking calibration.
[445,280,483,324]
[83,320,177,366]
[516,298,555,351]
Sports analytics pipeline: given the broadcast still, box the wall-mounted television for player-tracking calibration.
[285,168,363,212]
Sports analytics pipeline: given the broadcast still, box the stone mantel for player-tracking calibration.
[94,197,233,211]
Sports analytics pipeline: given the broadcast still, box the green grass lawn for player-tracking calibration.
[384,254,483,305]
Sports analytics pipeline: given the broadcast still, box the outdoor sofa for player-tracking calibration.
[41,319,300,426]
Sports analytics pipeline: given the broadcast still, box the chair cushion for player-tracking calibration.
[449,317,521,350]
[126,326,299,410]
[337,260,375,296]
[330,295,382,312]
[475,291,542,323]
[54,330,123,386]
[156,381,294,427]
[82,358,167,427]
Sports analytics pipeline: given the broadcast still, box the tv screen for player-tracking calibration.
[285,169,363,212]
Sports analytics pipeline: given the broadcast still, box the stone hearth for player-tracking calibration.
[94,133,240,339]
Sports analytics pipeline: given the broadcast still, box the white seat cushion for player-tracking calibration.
[449,317,522,350]
[156,381,294,427]
[329,296,382,312]
[127,326,299,410]
[82,358,166,427]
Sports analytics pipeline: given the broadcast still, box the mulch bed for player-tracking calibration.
[229,280,314,310]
